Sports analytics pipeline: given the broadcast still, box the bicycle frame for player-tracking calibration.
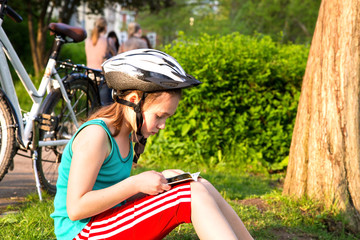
[0,17,79,150]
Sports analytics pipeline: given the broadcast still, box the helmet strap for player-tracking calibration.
[114,93,148,163]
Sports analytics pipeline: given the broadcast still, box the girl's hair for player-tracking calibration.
[91,17,107,46]
[127,22,141,37]
[107,31,120,51]
[88,89,182,137]
[141,35,152,48]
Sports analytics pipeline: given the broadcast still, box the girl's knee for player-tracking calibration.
[195,178,214,192]
[190,180,207,191]
[198,177,211,186]
[190,180,212,202]
[162,169,184,178]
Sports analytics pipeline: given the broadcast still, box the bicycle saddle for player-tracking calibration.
[48,23,87,43]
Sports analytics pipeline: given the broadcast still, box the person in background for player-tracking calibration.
[107,31,120,55]
[85,17,108,69]
[141,35,152,48]
[85,17,113,105]
[119,22,147,53]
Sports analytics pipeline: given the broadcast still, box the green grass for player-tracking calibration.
[0,166,359,240]
[0,193,55,239]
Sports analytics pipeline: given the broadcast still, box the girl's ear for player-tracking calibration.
[127,92,141,104]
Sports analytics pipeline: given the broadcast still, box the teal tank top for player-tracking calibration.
[50,119,133,240]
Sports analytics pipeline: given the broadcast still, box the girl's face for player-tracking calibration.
[141,92,180,138]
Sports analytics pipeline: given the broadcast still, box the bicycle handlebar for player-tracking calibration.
[5,5,22,23]
[0,0,23,23]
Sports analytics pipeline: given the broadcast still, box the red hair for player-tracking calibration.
[88,89,181,137]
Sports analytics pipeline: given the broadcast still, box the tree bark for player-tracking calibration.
[36,1,48,71]
[27,2,40,76]
[26,0,50,77]
[283,0,360,232]
[58,0,80,23]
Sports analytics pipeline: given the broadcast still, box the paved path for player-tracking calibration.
[0,153,38,209]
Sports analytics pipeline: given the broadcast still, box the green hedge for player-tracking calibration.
[142,32,309,171]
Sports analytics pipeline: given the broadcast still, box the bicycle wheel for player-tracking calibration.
[36,74,100,194]
[0,91,17,181]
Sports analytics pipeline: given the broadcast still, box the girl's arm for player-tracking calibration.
[66,125,170,221]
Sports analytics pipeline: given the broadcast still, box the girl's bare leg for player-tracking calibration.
[198,178,253,240]
[190,181,238,240]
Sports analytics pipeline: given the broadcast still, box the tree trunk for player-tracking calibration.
[27,2,41,76]
[283,0,360,232]
[26,0,79,77]
[26,0,50,77]
[58,0,80,23]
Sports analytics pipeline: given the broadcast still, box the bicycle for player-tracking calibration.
[0,0,103,199]
[37,59,104,195]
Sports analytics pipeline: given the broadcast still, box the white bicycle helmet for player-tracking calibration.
[102,48,201,92]
[102,49,201,163]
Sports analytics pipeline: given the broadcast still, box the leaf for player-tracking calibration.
[181,124,191,136]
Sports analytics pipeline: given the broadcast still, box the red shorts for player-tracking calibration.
[74,182,192,240]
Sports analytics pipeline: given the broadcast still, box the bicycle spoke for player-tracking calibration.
[71,89,86,111]
[74,106,89,118]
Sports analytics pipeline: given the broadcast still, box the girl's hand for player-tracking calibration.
[134,171,171,195]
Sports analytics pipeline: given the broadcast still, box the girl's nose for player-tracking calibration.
[157,121,166,130]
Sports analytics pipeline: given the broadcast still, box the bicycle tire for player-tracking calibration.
[36,74,100,194]
[0,90,17,181]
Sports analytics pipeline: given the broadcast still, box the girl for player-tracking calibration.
[51,49,253,240]
[85,17,109,69]
[118,22,147,53]
[85,17,113,105]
